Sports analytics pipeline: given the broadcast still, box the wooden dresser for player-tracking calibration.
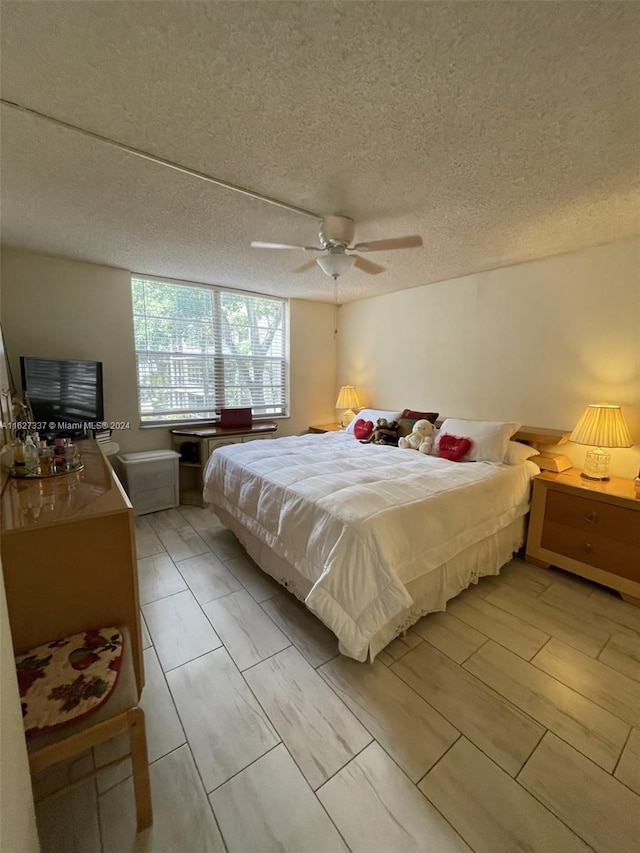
[1,440,144,693]
[526,468,640,604]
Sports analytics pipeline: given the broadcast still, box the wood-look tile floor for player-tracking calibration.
[34,507,640,853]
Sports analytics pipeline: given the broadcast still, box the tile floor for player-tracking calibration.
[33,506,640,853]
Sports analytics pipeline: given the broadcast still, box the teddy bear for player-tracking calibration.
[360,417,400,446]
[398,419,435,454]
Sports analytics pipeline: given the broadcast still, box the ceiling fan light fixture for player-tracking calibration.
[251,213,421,279]
[316,253,356,279]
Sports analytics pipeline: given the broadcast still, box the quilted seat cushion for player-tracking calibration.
[16,626,137,747]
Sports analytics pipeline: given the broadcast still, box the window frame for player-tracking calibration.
[131,273,289,427]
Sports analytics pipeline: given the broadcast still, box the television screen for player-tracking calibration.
[20,356,104,436]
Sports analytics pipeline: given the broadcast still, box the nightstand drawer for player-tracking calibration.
[543,491,638,546]
[541,492,640,581]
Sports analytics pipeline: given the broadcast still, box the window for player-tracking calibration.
[131,275,288,425]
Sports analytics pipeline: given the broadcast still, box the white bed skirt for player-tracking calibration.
[212,506,525,661]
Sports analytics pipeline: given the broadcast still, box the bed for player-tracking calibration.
[203,415,542,661]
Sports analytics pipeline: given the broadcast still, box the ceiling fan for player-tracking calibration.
[251,215,423,279]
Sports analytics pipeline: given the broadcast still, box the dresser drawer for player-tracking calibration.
[541,490,640,581]
[206,436,243,454]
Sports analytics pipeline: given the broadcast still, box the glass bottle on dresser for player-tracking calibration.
[23,435,39,475]
[38,441,53,475]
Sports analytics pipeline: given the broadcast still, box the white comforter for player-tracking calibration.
[204,432,534,660]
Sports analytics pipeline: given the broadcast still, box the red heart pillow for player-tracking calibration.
[438,434,473,462]
[353,418,374,440]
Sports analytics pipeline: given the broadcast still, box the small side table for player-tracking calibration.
[309,423,343,434]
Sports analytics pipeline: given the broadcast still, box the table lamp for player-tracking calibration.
[569,403,633,481]
[335,385,361,427]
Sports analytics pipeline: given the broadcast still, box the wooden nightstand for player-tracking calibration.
[525,468,640,605]
[309,423,344,434]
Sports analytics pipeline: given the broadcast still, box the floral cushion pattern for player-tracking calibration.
[16,628,124,735]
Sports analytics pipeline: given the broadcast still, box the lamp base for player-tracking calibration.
[581,447,611,481]
[340,408,357,427]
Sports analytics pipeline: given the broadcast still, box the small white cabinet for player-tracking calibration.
[117,449,180,515]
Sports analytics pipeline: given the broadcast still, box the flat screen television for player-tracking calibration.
[20,356,104,437]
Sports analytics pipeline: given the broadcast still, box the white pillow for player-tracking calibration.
[505,441,540,465]
[344,409,403,435]
[437,418,521,463]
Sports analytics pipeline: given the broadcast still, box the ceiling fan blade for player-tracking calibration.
[352,255,385,275]
[251,241,321,251]
[351,235,423,253]
[292,259,318,274]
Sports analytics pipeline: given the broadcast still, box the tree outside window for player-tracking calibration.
[131,276,287,425]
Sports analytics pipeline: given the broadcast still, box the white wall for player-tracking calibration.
[0,248,337,451]
[338,239,640,478]
[289,299,337,427]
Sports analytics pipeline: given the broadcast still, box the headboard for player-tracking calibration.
[432,420,570,449]
[513,426,570,448]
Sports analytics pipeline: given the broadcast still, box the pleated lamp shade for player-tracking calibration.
[570,405,632,448]
[569,404,632,480]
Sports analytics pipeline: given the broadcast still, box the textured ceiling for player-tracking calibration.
[1,1,638,303]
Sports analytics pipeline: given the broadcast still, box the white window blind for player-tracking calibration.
[131,276,288,425]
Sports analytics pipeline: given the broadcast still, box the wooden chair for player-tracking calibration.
[19,625,152,832]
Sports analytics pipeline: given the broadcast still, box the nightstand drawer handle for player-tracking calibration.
[583,542,594,554]
[585,511,599,524]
